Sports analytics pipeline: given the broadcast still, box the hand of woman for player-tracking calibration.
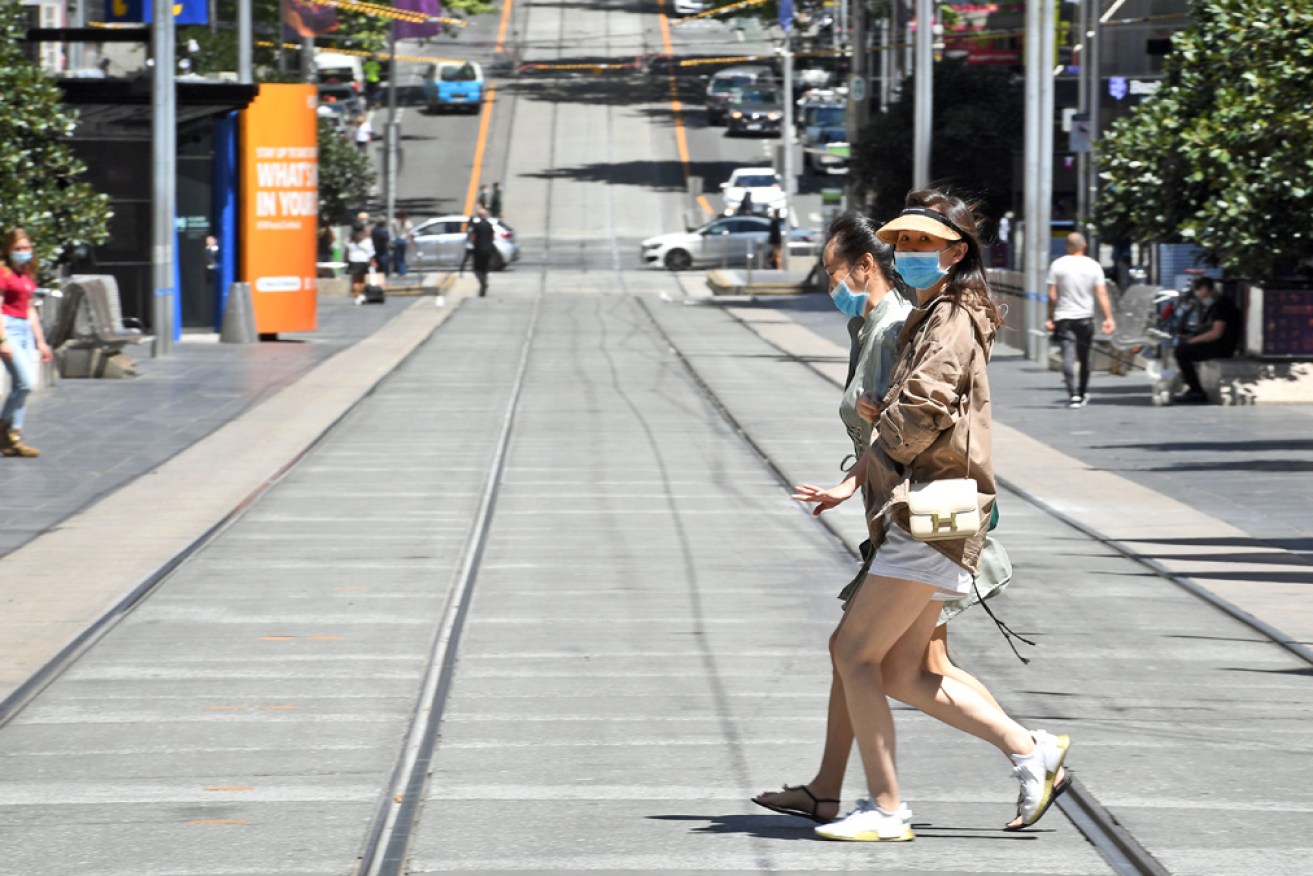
[855,395,881,424]
[37,341,52,363]
[791,479,857,517]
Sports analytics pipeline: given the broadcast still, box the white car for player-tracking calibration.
[641,215,816,271]
[673,0,708,13]
[719,167,788,216]
[409,214,519,271]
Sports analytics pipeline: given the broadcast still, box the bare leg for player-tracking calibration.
[830,574,940,812]
[925,624,1002,712]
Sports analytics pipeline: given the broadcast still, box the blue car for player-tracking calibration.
[423,61,484,114]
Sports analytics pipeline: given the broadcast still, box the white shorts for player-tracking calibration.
[868,519,974,601]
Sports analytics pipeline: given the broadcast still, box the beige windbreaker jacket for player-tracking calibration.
[863,293,998,575]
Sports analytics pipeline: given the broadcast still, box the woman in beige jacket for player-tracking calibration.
[811,190,1071,843]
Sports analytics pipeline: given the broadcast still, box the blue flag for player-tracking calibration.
[779,0,793,32]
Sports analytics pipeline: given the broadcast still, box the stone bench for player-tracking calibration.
[1200,357,1313,405]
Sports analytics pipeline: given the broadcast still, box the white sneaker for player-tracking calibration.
[814,799,914,842]
[1067,394,1083,408]
[1009,729,1071,829]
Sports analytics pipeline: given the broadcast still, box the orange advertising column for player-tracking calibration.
[240,84,319,334]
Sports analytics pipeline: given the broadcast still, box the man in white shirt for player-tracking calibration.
[1046,233,1115,408]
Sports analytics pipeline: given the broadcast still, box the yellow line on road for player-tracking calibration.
[463,85,499,219]
[659,1,713,216]
[496,0,514,52]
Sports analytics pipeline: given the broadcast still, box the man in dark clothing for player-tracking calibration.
[1174,276,1241,404]
[767,210,783,269]
[371,219,390,276]
[460,207,497,297]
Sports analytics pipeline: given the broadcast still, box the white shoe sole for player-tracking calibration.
[815,826,915,842]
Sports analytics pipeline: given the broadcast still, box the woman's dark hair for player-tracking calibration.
[826,212,909,299]
[902,190,1005,328]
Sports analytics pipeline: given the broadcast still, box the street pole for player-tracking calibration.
[845,0,867,207]
[1023,0,1042,360]
[385,29,400,231]
[1040,0,1055,293]
[912,0,932,189]
[237,0,252,83]
[1075,0,1091,236]
[69,0,85,71]
[1088,2,1103,254]
[302,36,315,83]
[151,0,176,356]
[781,30,794,270]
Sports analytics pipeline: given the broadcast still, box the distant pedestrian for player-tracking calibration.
[346,226,376,304]
[490,182,503,218]
[354,115,372,153]
[767,209,783,269]
[1045,232,1115,408]
[363,56,382,108]
[0,228,52,458]
[317,221,336,262]
[1172,276,1240,404]
[476,184,490,211]
[460,206,497,297]
[736,190,755,216]
[390,210,414,277]
[204,234,220,296]
[371,219,390,276]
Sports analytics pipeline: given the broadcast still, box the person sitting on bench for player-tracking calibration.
[1174,277,1240,404]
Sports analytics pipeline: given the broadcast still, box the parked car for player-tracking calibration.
[409,215,519,271]
[672,0,709,13]
[422,61,484,114]
[641,216,815,271]
[726,86,784,137]
[317,82,363,118]
[704,65,776,125]
[719,167,788,216]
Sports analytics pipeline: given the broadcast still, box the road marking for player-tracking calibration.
[495,0,514,52]
[658,1,713,216]
[188,819,247,825]
[462,85,499,219]
[204,786,254,792]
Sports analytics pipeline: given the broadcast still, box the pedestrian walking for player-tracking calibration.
[354,115,372,153]
[1045,232,1115,408]
[0,228,52,458]
[753,213,1030,828]
[390,210,413,277]
[371,218,390,276]
[489,182,503,218]
[1172,276,1240,404]
[767,209,783,269]
[476,184,490,211]
[459,206,497,297]
[345,225,376,304]
[317,221,336,262]
[736,190,755,216]
[795,191,1069,843]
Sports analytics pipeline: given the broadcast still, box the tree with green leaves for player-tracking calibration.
[849,58,1024,230]
[317,117,376,223]
[0,6,111,279]
[1094,1,1313,279]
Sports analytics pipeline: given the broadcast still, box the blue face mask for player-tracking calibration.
[10,251,33,266]
[894,250,947,289]
[829,272,869,319]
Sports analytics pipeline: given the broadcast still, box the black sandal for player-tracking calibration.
[752,784,840,824]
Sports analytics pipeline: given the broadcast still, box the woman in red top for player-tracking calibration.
[0,228,52,457]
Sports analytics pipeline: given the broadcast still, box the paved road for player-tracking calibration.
[2,0,1311,873]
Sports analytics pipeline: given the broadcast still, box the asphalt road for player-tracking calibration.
[371,2,833,269]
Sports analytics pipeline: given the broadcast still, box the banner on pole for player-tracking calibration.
[394,0,443,39]
[283,0,339,38]
[104,0,208,24]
